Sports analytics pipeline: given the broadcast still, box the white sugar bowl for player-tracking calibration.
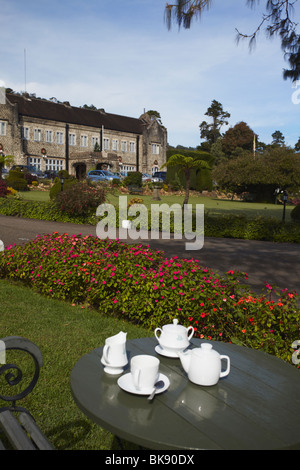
[154,319,194,353]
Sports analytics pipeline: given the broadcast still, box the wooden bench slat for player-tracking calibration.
[19,412,54,450]
[0,411,36,450]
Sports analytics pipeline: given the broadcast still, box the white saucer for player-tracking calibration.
[101,356,127,375]
[117,373,170,396]
[155,345,185,358]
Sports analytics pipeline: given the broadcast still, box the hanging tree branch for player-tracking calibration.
[165,0,300,81]
[165,0,212,30]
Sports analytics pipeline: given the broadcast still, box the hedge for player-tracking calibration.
[0,198,299,243]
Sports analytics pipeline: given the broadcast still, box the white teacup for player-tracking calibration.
[131,355,160,391]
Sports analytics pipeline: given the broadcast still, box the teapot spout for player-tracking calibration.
[177,350,191,374]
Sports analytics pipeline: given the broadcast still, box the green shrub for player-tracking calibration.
[0,198,99,224]
[124,171,142,187]
[0,233,298,366]
[55,181,106,216]
[49,177,76,200]
[7,168,29,191]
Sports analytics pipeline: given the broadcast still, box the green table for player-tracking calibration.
[70,337,300,450]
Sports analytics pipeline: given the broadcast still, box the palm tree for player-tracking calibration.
[0,154,14,179]
[161,154,210,207]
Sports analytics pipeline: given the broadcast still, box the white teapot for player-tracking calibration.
[154,319,194,353]
[178,343,230,386]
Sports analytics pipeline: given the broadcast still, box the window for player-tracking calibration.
[45,130,53,143]
[103,138,110,151]
[56,132,64,145]
[28,157,41,170]
[22,127,30,140]
[129,141,135,153]
[45,158,64,171]
[123,165,136,173]
[92,136,99,148]
[152,144,160,155]
[34,129,42,142]
[80,135,88,147]
[112,139,118,151]
[0,122,6,136]
[121,141,127,152]
[69,133,76,146]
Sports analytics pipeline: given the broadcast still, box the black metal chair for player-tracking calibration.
[0,336,54,450]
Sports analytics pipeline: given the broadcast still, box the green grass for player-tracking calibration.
[18,189,294,222]
[107,192,294,222]
[0,279,149,450]
[19,190,50,202]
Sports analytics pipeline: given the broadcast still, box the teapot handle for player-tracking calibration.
[187,325,194,340]
[154,328,162,340]
[220,355,230,378]
[103,344,110,364]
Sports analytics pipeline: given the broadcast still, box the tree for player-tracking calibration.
[199,100,230,147]
[143,110,164,126]
[210,137,226,165]
[213,147,300,201]
[295,137,300,152]
[271,130,285,146]
[165,0,300,81]
[222,122,257,156]
[161,153,210,206]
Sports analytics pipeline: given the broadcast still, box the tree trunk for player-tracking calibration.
[182,169,190,208]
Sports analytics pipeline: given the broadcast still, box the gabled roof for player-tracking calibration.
[6,93,145,135]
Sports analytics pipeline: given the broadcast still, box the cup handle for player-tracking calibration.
[133,368,141,390]
[220,355,230,378]
[103,344,110,363]
[187,325,194,340]
[154,328,162,340]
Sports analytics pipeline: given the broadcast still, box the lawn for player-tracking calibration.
[0,279,149,450]
[107,192,294,221]
[19,189,294,222]
[19,190,50,202]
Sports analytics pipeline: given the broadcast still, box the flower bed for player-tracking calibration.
[0,233,299,366]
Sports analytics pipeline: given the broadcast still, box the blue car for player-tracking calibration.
[87,170,121,182]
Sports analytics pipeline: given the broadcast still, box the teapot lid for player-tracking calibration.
[201,343,212,351]
[163,319,184,331]
[194,343,219,357]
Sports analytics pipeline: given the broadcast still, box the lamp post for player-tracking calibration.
[60,175,65,192]
[282,190,288,222]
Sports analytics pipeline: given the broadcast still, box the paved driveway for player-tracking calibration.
[0,215,299,294]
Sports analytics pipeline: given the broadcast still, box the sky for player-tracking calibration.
[0,0,299,149]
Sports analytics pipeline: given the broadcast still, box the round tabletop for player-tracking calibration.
[70,337,300,450]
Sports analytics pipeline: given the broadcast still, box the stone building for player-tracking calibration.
[0,90,167,178]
